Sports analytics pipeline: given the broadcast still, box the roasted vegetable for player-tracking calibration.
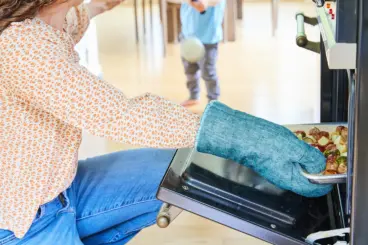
[314,143,333,154]
[295,125,349,176]
[311,143,325,152]
[319,131,330,139]
[303,137,316,144]
[318,136,330,146]
[325,170,337,175]
[336,156,347,165]
[313,131,329,141]
[331,132,339,142]
[319,146,327,152]
[337,143,347,154]
[294,130,306,140]
[333,135,346,145]
[326,160,338,172]
[325,144,337,151]
[337,163,347,174]
[309,127,320,136]
[310,143,319,149]
[335,126,346,135]
[341,127,348,142]
[327,154,337,161]
[324,148,340,157]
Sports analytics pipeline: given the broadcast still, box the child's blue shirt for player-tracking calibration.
[180,0,226,44]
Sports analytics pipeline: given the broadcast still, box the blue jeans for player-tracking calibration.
[0,149,176,245]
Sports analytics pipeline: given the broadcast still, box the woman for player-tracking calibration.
[0,0,332,244]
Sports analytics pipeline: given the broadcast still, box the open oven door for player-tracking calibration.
[156,146,349,245]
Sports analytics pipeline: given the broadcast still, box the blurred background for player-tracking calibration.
[77,0,321,244]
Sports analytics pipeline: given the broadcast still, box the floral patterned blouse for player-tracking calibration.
[0,4,200,238]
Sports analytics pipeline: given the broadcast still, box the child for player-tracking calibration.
[180,0,226,107]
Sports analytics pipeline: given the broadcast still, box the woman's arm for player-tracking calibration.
[64,4,90,44]
[64,1,123,44]
[86,0,123,19]
[7,54,200,149]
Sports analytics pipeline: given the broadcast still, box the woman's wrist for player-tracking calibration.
[86,2,104,19]
[86,1,123,19]
[195,101,236,156]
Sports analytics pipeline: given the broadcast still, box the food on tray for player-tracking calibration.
[326,155,338,172]
[341,127,348,141]
[293,126,348,175]
[337,144,347,154]
[324,148,340,158]
[309,127,320,136]
[317,136,330,147]
[325,144,337,151]
[336,156,347,165]
[294,130,306,140]
[311,143,325,152]
[318,131,330,139]
[303,136,315,144]
[335,126,345,134]
[337,156,348,174]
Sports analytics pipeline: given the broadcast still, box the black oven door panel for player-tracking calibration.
[157,149,349,245]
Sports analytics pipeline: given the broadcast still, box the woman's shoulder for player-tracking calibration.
[0,20,40,52]
[0,19,61,63]
[1,19,37,38]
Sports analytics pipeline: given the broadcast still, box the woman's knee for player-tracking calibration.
[74,149,176,197]
[77,149,175,174]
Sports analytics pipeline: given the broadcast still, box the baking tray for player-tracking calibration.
[300,170,346,184]
[285,123,348,185]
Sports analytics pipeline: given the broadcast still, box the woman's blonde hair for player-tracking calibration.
[0,0,57,33]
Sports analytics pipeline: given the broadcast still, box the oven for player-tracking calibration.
[156,0,368,244]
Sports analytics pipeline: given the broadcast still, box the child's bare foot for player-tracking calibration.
[181,99,200,107]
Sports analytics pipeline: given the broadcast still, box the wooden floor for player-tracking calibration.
[78,1,321,244]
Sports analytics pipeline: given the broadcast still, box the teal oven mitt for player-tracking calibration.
[195,101,332,198]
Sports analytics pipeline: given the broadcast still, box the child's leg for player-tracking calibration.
[181,58,201,106]
[200,43,220,101]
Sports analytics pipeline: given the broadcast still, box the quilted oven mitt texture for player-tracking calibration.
[195,101,332,197]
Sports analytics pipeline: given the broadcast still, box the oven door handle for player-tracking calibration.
[295,12,321,54]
